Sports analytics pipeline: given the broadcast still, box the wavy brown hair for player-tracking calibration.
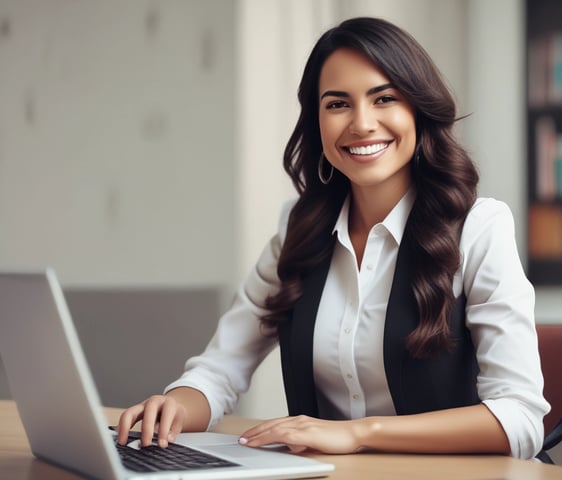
[261,17,479,358]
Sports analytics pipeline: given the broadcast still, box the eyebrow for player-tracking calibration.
[320,83,395,100]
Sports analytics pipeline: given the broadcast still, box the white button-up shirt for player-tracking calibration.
[166,190,550,459]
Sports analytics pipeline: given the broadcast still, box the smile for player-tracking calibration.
[346,142,390,155]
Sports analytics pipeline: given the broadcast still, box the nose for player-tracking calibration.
[349,104,377,136]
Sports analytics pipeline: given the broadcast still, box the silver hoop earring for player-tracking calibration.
[318,153,334,185]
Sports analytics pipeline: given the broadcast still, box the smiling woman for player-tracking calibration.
[318,48,416,230]
[117,17,550,462]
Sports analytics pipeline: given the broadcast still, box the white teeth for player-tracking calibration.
[348,143,388,155]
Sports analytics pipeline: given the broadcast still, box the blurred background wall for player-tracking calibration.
[0,0,557,417]
[0,0,239,291]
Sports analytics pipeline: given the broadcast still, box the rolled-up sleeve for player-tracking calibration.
[164,200,295,429]
[461,198,550,459]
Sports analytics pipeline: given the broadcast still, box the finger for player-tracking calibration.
[168,401,186,443]
[241,422,298,448]
[156,399,180,448]
[117,404,145,445]
[244,429,300,449]
[140,397,164,447]
[240,416,294,441]
[169,417,184,442]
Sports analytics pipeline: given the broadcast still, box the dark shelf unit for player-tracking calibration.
[526,0,562,285]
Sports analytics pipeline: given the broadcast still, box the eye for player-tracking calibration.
[375,95,396,104]
[325,100,349,109]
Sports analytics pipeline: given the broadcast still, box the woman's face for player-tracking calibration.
[318,48,416,196]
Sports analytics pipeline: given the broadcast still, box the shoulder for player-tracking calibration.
[459,197,522,279]
[462,197,515,243]
[459,197,531,304]
[466,197,513,222]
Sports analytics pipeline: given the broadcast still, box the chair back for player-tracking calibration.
[536,324,562,435]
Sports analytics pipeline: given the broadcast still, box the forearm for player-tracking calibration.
[166,387,211,432]
[355,404,510,454]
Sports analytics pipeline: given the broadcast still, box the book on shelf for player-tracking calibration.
[528,31,562,107]
[528,203,562,259]
[534,115,562,201]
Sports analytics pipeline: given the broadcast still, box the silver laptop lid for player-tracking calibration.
[0,269,122,479]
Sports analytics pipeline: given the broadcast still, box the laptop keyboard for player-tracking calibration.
[116,437,240,473]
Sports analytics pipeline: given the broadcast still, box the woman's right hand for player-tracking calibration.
[117,394,188,448]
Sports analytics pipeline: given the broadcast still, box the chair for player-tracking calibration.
[536,324,562,464]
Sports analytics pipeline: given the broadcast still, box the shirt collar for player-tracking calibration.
[332,188,416,245]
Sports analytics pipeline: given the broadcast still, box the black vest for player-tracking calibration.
[278,226,480,417]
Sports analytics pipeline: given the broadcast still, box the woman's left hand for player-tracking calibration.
[238,415,365,454]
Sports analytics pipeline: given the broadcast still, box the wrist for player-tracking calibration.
[351,417,382,452]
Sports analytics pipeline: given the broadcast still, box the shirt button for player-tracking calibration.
[366,264,373,270]
[352,394,359,400]
[346,374,353,379]
[344,328,351,334]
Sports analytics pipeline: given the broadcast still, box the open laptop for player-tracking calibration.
[0,269,334,480]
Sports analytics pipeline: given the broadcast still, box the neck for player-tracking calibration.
[349,178,411,235]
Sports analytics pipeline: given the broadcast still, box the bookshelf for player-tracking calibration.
[527,0,562,285]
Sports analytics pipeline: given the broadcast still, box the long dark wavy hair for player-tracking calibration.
[261,17,479,358]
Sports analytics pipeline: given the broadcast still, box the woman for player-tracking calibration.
[118,17,549,459]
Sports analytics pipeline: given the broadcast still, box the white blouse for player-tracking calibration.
[165,191,550,459]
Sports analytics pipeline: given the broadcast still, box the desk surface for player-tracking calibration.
[1,400,560,480]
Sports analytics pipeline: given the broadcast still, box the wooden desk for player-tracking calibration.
[1,400,561,480]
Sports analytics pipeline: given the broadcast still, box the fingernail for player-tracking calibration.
[158,439,168,448]
[238,437,248,445]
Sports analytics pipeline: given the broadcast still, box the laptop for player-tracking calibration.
[0,269,334,480]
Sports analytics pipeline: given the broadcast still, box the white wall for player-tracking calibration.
[0,0,238,291]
